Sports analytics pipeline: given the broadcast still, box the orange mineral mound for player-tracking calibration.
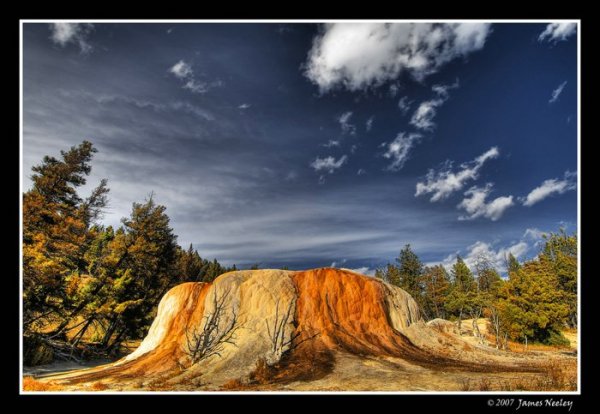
[55,268,534,389]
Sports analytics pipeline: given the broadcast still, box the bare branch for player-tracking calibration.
[183,287,240,366]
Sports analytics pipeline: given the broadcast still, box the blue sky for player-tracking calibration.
[22,22,578,274]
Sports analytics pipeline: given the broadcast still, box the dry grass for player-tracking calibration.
[459,378,471,391]
[534,360,577,391]
[477,378,491,391]
[499,379,529,391]
[249,357,276,384]
[509,342,569,353]
[220,379,246,390]
[476,360,577,391]
[90,382,108,391]
[145,373,184,390]
[22,376,63,391]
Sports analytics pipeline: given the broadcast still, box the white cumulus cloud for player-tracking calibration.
[457,184,514,221]
[381,132,422,171]
[538,22,577,43]
[549,81,567,104]
[310,155,348,174]
[168,60,221,94]
[410,80,458,131]
[436,228,550,274]
[415,147,499,202]
[460,240,529,272]
[305,23,491,92]
[49,23,94,53]
[238,103,251,110]
[170,60,193,78]
[522,171,576,207]
[411,100,441,131]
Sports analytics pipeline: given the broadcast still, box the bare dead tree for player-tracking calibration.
[470,307,485,345]
[184,287,239,365]
[265,297,300,360]
[489,305,502,349]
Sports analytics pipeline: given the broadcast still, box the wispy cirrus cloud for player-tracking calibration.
[49,23,94,53]
[305,23,490,92]
[538,22,577,43]
[310,154,348,174]
[322,139,340,148]
[338,111,356,135]
[549,81,567,104]
[415,147,499,202]
[398,96,412,116]
[366,116,374,132]
[521,171,576,207]
[457,184,514,221]
[381,132,422,171]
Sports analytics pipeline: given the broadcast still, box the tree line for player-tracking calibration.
[375,233,577,347]
[23,141,236,361]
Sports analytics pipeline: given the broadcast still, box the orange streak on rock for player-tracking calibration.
[292,268,418,356]
[69,282,210,382]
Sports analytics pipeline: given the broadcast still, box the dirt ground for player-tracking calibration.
[25,345,577,392]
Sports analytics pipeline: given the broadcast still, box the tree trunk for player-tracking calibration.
[106,328,127,354]
[71,317,94,347]
[471,307,483,344]
[101,316,118,347]
[491,311,501,349]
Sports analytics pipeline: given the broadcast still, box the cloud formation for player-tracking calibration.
[49,23,94,53]
[310,154,348,173]
[346,267,376,276]
[366,116,374,132]
[169,60,221,94]
[522,171,576,207]
[410,80,458,131]
[398,96,412,115]
[381,132,422,171]
[439,228,541,273]
[549,81,567,104]
[305,23,491,92]
[538,22,577,43]
[415,147,499,202]
[238,103,251,110]
[322,139,341,148]
[457,240,529,273]
[338,111,356,135]
[457,184,514,221]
